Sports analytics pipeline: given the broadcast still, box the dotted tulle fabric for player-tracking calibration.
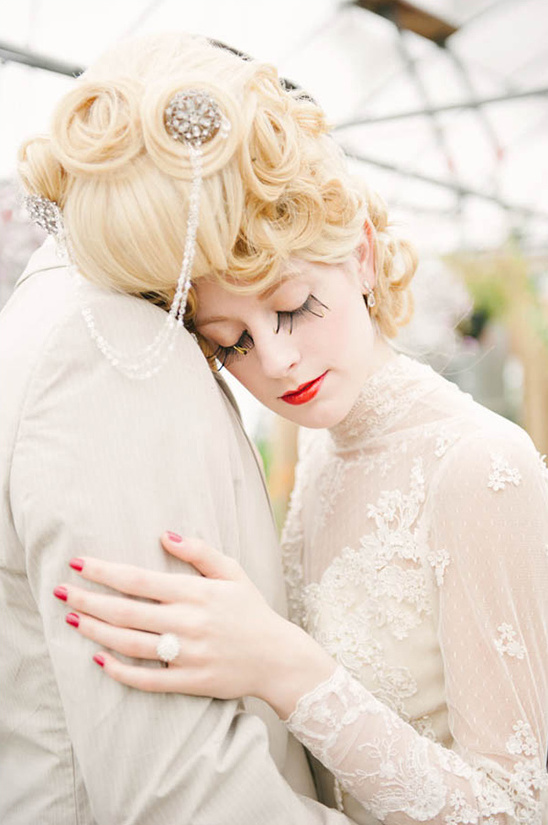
[282,354,548,824]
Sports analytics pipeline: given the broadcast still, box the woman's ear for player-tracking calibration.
[357,221,377,291]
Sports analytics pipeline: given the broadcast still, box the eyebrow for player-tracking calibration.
[260,274,293,299]
[196,275,294,328]
[196,315,230,328]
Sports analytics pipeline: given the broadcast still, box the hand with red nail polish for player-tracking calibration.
[54,586,68,602]
[48,534,335,718]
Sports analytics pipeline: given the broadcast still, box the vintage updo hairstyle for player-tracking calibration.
[18,31,415,339]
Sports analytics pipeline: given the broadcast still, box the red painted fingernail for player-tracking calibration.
[54,586,68,601]
[66,613,80,628]
[166,531,183,543]
[69,558,84,572]
[93,654,105,667]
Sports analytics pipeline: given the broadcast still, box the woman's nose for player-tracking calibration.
[254,329,301,379]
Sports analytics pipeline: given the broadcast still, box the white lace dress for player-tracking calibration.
[281,354,548,825]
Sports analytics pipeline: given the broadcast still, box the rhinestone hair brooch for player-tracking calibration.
[165,90,230,146]
[25,89,231,380]
[24,194,64,237]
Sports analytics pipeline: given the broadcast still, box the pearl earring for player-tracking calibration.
[363,281,376,309]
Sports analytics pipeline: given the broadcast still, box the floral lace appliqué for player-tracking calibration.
[494,623,526,660]
[434,429,460,459]
[500,720,548,823]
[488,454,522,491]
[316,439,411,530]
[303,561,420,717]
[428,548,451,586]
[506,720,538,757]
[445,789,478,824]
[365,458,426,565]
[302,460,431,717]
[412,714,437,741]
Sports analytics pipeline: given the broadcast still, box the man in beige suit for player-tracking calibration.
[0,240,353,824]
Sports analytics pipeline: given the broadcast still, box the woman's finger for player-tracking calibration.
[55,584,176,633]
[93,651,207,694]
[161,533,247,582]
[65,611,163,661]
[68,557,192,603]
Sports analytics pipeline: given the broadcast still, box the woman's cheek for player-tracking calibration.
[227,362,263,399]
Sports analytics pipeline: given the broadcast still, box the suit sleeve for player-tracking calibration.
[10,293,353,825]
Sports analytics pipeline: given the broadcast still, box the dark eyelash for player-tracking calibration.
[275,294,329,334]
[210,331,255,369]
[208,294,329,370]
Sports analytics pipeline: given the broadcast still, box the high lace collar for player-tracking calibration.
[329,353,437,450]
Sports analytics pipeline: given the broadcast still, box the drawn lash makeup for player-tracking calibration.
[211,294,330,368]
[211,331,254,368]
[275,294,329,334]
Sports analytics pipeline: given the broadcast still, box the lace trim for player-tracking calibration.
[286,666,447,820]
[286,668,547,824]
[328,355,438,449]
[280,455,308,626]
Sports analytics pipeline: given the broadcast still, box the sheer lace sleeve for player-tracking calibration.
[286,430,548,824]
[281,429,317,626]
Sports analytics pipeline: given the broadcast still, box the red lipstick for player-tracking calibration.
[280,372,327,406]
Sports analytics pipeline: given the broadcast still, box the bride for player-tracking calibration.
[25,30,547,825]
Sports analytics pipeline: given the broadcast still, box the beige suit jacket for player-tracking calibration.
[0,243,352,824]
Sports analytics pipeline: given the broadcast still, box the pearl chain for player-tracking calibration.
[79,146,202,379]
[25,89,229,381]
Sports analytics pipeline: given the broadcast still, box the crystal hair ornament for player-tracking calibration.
[24,194,66,256]
[25,89,231,380]
[24,194,63,236]
[164,90,231,146]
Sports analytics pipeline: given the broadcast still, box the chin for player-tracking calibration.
[281,400,352,430]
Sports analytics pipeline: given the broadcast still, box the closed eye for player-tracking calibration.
[209,331,255,369]
[208,294,329,370]
[275,294,329,334]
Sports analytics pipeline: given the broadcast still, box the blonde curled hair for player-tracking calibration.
[18,31,415,340]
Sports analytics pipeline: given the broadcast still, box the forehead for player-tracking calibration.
[201,258,325,296]
[195,263,314,310]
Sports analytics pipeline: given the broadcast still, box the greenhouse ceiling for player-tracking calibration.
[1,0,547,254]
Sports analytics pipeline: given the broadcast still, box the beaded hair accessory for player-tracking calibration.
[25,89,231,380]
[24,194,64,239]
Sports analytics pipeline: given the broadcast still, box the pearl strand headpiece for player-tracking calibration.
[24,89,231,380]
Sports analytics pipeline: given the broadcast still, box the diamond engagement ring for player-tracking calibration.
[156,632,180,664]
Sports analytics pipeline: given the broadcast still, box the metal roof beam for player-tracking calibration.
[342,147,548,221]
[352,0,458,44]
[333,88,548,129]
[394,27,457,180]
[0,40,84,77]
